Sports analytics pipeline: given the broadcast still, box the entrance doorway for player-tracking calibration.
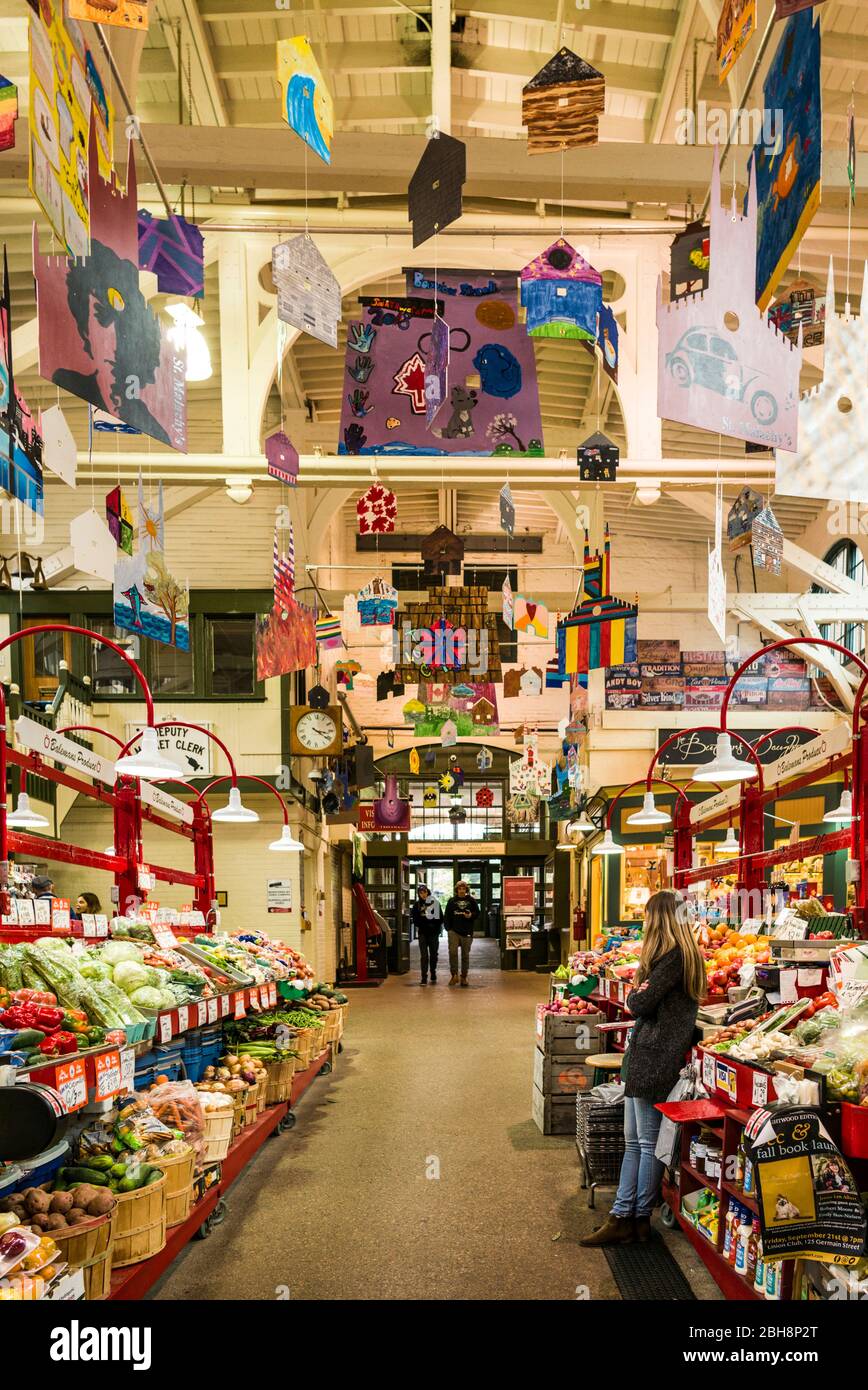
[408,858,502,937]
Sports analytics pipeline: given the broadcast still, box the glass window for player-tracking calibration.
[208,618,256,695]
[89,622,141,695]
[150,641,194,695]
[813,541,866,663]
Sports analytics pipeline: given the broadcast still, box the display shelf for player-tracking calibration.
[672,1205,764,1302]
[720,1177,759,1217]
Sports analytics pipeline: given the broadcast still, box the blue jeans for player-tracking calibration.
[611,1097,664,1218]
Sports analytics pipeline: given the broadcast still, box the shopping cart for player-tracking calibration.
[575,1092,625,1209]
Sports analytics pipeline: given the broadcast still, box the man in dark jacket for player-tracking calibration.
[410,884,443,985]
[444,881,480,987]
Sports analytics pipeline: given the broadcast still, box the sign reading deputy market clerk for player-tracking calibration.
[126,723,212,778]
[15,716,117,786]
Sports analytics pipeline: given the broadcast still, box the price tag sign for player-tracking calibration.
[702,1052,715,1089]
[837,980,868,1011]
[207,998,218,1024]
[715,1060,738,1103]
[196,1002,207,1027]
[259,987,269,1010]
[752,1071,769,1107]
[51,897,71,933]
[176,1005,189,1034]
[81,914,97,937]
[158,1013,173,1043]
[55,1058,87,1112]
[94,1049,122,1101]
[120,1047,135,1092]
[220,994,230,1017]
[234,993,246,1020]
[153,925,179,950]
[94,914,109,938]
[270,984,278,1007]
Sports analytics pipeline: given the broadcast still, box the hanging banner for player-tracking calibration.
[717,0,756,83]
[15,715,117,786]
[139,781,194,825]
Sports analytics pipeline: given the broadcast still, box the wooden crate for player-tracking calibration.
[532,1047,597,1097]
[534,1007,605,1051]
[531,1083,576,1135]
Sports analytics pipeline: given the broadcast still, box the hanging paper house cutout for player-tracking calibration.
[265,430,299,486]
[717,0,756,83]
[357,577,398,626]
[657,148,801,453]
[751,8,822,311]
[315,614,343,649]
[522,48,605,154]
[69,0,149,29]
[408,134,466,248]
[475,785,494,809]
[0,77,17,153]
[34,134,187,452]
[276,36,333,165]
[440,719,458,748]
[502,575,514,630]
[338,270,543,457]
[113,550,190,650]
[403,697,426,724]
[40,404,76,489]
[669,222,710,302]
[394,589,501,688]
[357,484,397,535]
[106,486,134,554]
[70,510,116,583]
[138,475,164,553]
[751,505,783,575]
[506,791,539,826]
[421,525,464,579]
[726,486,765,548]
[775,260,867,502]
[335,660,361,689]
[502,667,523,698]
[519,667,544,697]
[577,431,619,481]
[28,5,114,256]
[423,316,450,426]
[137,212,204,298]
[476,746,493,771]
[272,233,340,350]
[423,783,439,807]
[520,240,602,341]
[471,696,497,727]
[597,304,619,384]
[499,482,515,535]
[0,250,43,517]
[308,683,330,709]
[769,278,825,349]
[256,526,317,679]
[513,597,548,639]
[556,527,638,675]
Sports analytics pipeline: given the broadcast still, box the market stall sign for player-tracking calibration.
[54,1058,87,1112]
[690,783,741,827]
[140,781,194,825]
[94,1049,122,1101]
[14,715,117,786]
[657,726,816,768]
[762,721,851,789]
[503,876,535,910]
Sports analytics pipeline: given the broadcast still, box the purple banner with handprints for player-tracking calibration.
[138,210,204,298]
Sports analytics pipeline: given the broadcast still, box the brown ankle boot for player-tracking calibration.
[578,1215,636,1247]
[635,1215,652,1242]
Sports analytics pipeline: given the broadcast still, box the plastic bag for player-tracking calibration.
[654,1065,697,1167]
[146,1081,206,1166]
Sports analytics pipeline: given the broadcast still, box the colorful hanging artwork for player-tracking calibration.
[421,525,464,578]
[751,7,822,311]
[506,791,539,827]
[597,304,619,384]
[520,240,602,341]
[315,614,343,649]
[357,577,399,626]
[256,526,317,679]
[502,575,514,630]
[717,0,756,83]
[408,748,420,776]
[556,527,637,674]
[769,278,825,349]
[373,774,411,831]
[775,260,866,503]
[408,133,466,247]
[440,719,458,748]
[69,0,149,29]
[475,785,494,809]
[276,36,333,165]
[34,134,187,452]
[137,474,164,553]
[0,77,17,153]
[265,430,299,486]
[39,404,76,489]
[338,270,543,457]
[113,550,189,650]
[519,667,544,696]
[522,48,605,154]
[27,6,114,257]
[423,783,438,807]
[774,0,826,18]
[513,597,548,639]
[0,250,43,517]
[423,315,450,426]
[335,660,361,689]
[657,148,801,453]
[106,485,134,554]
[272,233,340,350]
[137,212,204,298]
[499,482,515,535]
[577,431,619,481]
[751,505,783,575]
[669,222,710,302]
[357,484,397,535]
[726,487,764,548]
[476,746,493,771]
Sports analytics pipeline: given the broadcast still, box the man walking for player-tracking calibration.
[444,880,480,987]
[411,883,443,985]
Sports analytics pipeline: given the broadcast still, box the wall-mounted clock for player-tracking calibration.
[290,705,344,757]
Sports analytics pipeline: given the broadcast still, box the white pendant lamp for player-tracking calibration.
[823,788,854,824]
[166,302,212,382]
[693,732,757,784]
[269,824,304,852]
[569,808,596,833]
[592,828,624,856]
[626,791,671,827]
[6,793,50,829]
[715,827,741,856]
[211,785,260,823]
[115,726,184,781]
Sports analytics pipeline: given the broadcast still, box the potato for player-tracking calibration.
[49,1191,74,1216]
[67,1208,90,1225]
[45,1213,68,1231]
[86,1191,115,1217]
[68,1184,101,1208]
[24,1190,52,1216]
[30,1213,52,1230]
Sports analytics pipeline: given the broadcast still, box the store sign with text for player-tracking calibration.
[14,715,117,786]
[140,781,194,825]
[126,722,212,777]
[657,726,815,769]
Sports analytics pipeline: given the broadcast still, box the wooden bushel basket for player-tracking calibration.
[111,1173,167,1269]
[50,1207,116,1300]
[202,1108,233,1163]
[158,1146,196,1228]
[264,1057,295,1105]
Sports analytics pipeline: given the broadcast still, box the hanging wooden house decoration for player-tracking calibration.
[669,221,710,302]
[408,132,466,247]
[421,524,464,578]
[577,431,619,481]
[726,487,765,550]
[357,484,397,535]
[506,790,539,827]
[556,526,638,674]
[357,576,399,625]
[265,430,299,486]
[751,505,783,575]
[476,745,493,772]
[522,48,605,154]
[520,239,602,341]
[272,233,340,349]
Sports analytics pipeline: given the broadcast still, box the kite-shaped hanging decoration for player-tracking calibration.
[669,221,710,302]
[423,315,450,426]
[265,430,299,486]
[499,482,515,535]
[657,148,801,452]
[272,233,340,350]
[775,260,867,503]
[577,432,619,481]
[556,526,638,675]
[0,249,43,517]
[726,486,765,549]
[40,404,76,488]
[106,486,134,554]
[751,505,783,576]
[276,36,333,164]
[357,484,397,535]
[520,239,602,341]
[408,132,466,248]
[357,577,399,626]
[137,211,204,298]
[522,48,605,154]
[0,76,18,153]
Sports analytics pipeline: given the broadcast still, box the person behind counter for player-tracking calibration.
[71,892,102,921]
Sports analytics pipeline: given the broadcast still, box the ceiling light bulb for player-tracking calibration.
[115,725,184,781]
[693,732,757,784]
[6,792,50,829]
[166,302,212,381]
[626,791,671,827]
[592,828,623,856]
[211,785,260,823]
[269,824,304,852]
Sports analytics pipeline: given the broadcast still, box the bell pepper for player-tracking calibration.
[37,1031,78,1058]
[12,988,57,1006]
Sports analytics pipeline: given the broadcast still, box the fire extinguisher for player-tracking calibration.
[572,905,586,942]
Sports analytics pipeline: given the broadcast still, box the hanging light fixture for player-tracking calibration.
[569,805,596,833]
[211,785,259,823]
[626,791,671,827]
[592,828,623,856]
[269,824,304,852]
[693,732,757,784]
[6,792,50,829]
[823,788,854,824]
[115,726,184,781]
[715,826,741,856]
[166,302,212,382]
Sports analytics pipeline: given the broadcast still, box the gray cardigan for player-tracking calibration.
[621,946,699,1102]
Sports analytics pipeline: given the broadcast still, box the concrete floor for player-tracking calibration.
[152,940,722,1301]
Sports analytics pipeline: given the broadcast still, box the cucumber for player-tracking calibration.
[60,1166,110,1186]
[81,1154,115,1172]
[144,1168,163,1186]
[11,1029,45,1049]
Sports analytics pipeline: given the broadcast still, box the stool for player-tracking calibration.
[585,1053,624,1087]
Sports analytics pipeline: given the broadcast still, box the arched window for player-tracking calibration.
[812,540,866,661]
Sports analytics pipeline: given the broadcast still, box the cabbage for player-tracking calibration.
[101,941,143,966]
[112,961,152,994]
[35,937,74,955]
[78,959,111,981]
[129,986,164,1010]
[156,989,176,1011]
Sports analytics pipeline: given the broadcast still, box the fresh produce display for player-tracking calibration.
[197,1052,269,1095]
[539,997,600,1018]
[231,932,315,987]
[146,1081,206,1165]
[0,1184,116,1229]
[698,927,772,995]
[74,1094,187,1189]
[305,984,348,1009]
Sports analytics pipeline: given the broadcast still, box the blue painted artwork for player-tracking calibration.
[113,550,190,650]
[520,238,603,340]
[473,343,522,399]
[277,38,334,166]
[597,303,619,382]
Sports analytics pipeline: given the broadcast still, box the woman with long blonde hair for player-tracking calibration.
[581,890,704,1247]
